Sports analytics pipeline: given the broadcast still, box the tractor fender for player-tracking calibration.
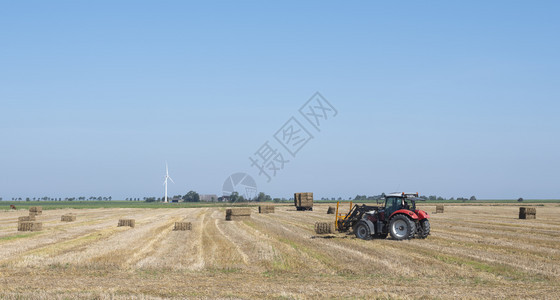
[389,210,418,220]
[358,219,376,235]
[415,210,430,220]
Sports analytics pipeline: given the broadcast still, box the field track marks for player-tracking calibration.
[135,208,202,270]
[123,215,183,268]
[0,210,130,263]
[199,208,246,269]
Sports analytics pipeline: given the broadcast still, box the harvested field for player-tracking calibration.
[0,204,559,299]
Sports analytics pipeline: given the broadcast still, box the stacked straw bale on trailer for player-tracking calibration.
[519,207,536,219]
[61,214,77,222]
[436,204,444,213]
[118,219,136,227]
[29,206,42,215]
[225,208,251,221]
[258,205,275,214]
[173,222,192,231]
[18,221,42,231]
[314,222,334,234]
[294,192,313,211]
[327,206,336,214]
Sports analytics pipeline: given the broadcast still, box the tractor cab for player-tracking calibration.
[382,192,419,216]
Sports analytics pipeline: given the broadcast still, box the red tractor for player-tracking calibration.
[335,193,430,240]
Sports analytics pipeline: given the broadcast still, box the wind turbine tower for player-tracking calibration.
[163,162,175,203]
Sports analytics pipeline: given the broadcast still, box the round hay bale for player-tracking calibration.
[314,222,333,234]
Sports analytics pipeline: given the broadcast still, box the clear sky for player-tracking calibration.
[1,1,559,200]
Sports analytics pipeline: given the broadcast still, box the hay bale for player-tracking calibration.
[436,204,444,213]
[118,219,135,227]
[173,222,192,231]
[519,207,536,219]
[29,206,42,215]
[18,215,36,222]
[17,221,42,231]
[327,206,336,214]
[225,208,252,220]
[259,205,275,214]
[29,212,39,217]
[294,192,314,210]
[314,222,333,234]
[61,214,76,222]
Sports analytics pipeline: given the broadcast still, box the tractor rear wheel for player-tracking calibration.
[417,219,430,239]
[389,215,416,240]
[354,221,372,240]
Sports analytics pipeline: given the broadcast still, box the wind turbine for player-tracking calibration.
[163,162,174,203]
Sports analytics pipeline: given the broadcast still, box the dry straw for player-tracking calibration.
[18,221,42,231]
[294,192,314,210]
[118,219,135,227]
[225,208,251,221]
[258,205,275,214]
[61,214,77,222]
[314,222,333,234]
[173,222,192,231]
[18,216,36,222]
[519,207,536,219]
[29,206,43,215]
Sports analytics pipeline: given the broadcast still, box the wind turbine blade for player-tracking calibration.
[169,177,175,184]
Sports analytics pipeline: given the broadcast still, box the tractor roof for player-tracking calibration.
[387,192,419,198]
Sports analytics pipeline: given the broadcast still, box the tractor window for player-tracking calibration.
[384,197,401,215]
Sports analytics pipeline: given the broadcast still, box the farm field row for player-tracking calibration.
[0,204,558,299]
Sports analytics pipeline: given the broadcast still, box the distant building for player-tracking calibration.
[199,194,218,202]
[171,196,181,203]
[217,196,230,202]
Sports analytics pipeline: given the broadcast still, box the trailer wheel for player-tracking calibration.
[354,221,372,240]
[389,215,416,240]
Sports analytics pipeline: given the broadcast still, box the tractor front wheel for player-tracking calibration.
[389,215,416,240]
[354,221,372,240]
[417,219,430,239]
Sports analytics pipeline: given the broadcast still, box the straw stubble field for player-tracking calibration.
[0,203,559,299]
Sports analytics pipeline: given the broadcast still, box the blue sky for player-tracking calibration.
[1,1,559,200]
